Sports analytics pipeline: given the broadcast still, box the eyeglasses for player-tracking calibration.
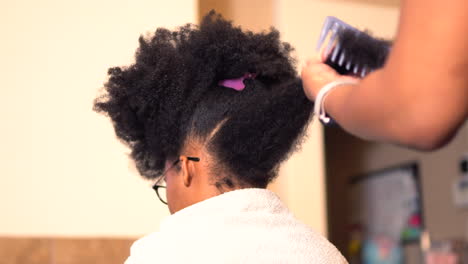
[152,156,200,205]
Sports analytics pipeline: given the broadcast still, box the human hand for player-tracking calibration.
[301,54,358,102]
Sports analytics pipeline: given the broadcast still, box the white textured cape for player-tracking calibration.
[125,188,348,264]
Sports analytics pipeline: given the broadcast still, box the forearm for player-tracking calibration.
[315,0,468,150]
[324,65,467,150]
[322,75,415,149]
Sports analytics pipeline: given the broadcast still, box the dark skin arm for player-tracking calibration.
[302,0,468,151]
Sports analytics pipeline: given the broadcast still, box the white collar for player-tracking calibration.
[160,188,289,230]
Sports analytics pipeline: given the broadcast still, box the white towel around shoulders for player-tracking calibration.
[125,188,348,264]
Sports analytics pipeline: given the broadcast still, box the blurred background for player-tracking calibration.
[1,0,467,263]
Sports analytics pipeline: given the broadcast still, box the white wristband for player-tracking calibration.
[314,80,358,124]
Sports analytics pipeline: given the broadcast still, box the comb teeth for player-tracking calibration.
[323,22,341,58]
[360,67,368,78]
[338,51,345,66]
[316,16,390,78]
[317,16,364,76]
[353,64,359,74]
[330,41,341,62]
[316,17,333,51]
[345,60,352,70]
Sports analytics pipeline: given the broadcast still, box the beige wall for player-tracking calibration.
[199,0,275,32]
[0,0,196,237]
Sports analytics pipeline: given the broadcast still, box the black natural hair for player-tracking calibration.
[94,11,313,188]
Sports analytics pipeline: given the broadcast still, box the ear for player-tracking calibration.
[179,156,193,187]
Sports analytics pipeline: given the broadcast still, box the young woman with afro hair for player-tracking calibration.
[94,11,347,264]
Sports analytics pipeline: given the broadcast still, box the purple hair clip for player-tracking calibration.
[218,73,257,91]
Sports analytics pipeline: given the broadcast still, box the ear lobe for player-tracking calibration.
[180,156,192,187]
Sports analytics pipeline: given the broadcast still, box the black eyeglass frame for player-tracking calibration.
[152,156,200,205]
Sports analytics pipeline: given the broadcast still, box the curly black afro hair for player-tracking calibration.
[94,11,313,188]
